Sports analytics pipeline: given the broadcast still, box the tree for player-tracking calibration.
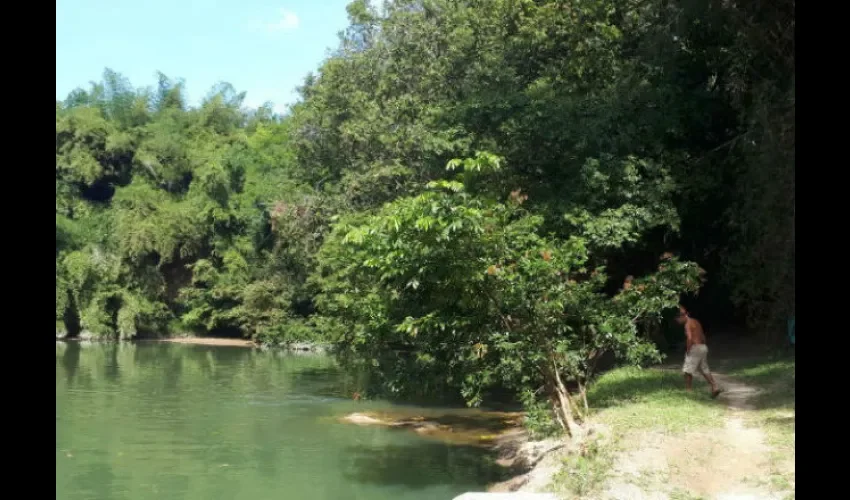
[55,71,319,341]
[55,0,794,352]
[315,154,701,435]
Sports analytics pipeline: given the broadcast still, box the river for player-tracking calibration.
[56,341,506,500]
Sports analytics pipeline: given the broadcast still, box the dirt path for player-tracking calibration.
[713,373,763,411]
[598,372,791,500]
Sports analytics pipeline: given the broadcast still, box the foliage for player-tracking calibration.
[520,389,561,439]
[56,0,793,423]
[315,154,701,432]
[292,0,793,337]
[55,70,317,341]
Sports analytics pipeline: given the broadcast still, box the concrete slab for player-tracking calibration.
[453,494,558,500]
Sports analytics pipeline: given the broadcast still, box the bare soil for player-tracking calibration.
[596,372,793,500]
[498,368,794,500]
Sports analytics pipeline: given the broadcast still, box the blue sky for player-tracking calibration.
[56,0,357,113]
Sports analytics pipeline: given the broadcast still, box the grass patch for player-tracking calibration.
[724,355,795,450]
[759,409,795,451]
[587,366,725,434]
[706,355,795,496]
[740,360,795,499]
[744,466,795,499]
[669,489,707,500]
[723,356,795,392]
[550,434,616,498]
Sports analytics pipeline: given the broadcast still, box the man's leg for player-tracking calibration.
[699,354,721,398]
[699,369,719,393]
[683,351,697,391]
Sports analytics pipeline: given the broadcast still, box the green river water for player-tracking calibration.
[56,341,506,500]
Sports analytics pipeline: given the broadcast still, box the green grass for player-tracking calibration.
[586,366,726,434]
[549,367,724,497]
[723,355,796,449]
[723,355,796,495]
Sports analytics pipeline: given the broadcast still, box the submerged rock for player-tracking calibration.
[341,413,386,425]
[339,409,570,495]
[339,410,526,448]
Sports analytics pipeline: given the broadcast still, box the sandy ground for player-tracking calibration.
[600,415,781,499]
[151,337,256,347]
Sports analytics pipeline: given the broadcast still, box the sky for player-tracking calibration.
[56,0,357,113]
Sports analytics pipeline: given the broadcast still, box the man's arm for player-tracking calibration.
[684,322,693,353]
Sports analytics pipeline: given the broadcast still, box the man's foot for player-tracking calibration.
[711,388,723,399]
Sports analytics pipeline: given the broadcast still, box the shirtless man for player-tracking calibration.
[676,306,722,398]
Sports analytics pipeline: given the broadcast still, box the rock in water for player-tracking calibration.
[341,413,386,425]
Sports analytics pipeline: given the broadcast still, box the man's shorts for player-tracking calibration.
[683,344,710,376]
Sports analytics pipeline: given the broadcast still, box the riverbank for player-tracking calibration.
[497,353,795,499]
[337,408,573,493]
[55,333,329,352]
[154,337,255,347]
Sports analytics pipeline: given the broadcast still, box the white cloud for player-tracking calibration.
[242,88,300,115]
[266,9,300,33]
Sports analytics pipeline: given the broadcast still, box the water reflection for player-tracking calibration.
[56,342,497,500]
[60,341,81,385]
[342,442,506,489]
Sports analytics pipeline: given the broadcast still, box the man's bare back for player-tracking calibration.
[685,316,706,352]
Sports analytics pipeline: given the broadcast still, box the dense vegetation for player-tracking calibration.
[56,0,794,431]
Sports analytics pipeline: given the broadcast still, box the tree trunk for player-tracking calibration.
[550,396,568,433]
[550,362,581,437]
[577,379,589,415]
